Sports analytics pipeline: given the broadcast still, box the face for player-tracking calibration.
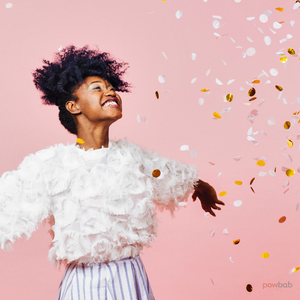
[66,76,122,128]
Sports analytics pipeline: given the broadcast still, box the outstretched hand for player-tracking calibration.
[192,179,225,217]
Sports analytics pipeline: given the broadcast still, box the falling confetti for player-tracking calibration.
[233,239,240,245]
[77,138,85,144]
[155,91,159,99]
[278,216,286,223]
[191,78,197,84]
[276,7,284,12]
[257,160,266,166]
[284,121,291,130]
[288,48,295,55]
[5,3,12,8]
[216,78,223,85]
[275,85,283,91]
[249,97,257,101]
[175,10,183,19]
[198,98,204,105]
[201,88,210,92]
[158,75,165,83]
[264,36,272,46]
[261,252,270,258]
[152,169,161,178]
[226,94,233,102]
[246,284,253,292]
[233,200,242,207]
[178,202,187,206]
[273,22,282,29]
[180,145,189,151]
[286,169,295,177]
[246,47,256,56]
[287,139,293,147]
[191,53,196,60]
[259,14,268,23]
[213,112,222,119]
[289,267,300,274]
[223,229,229,235]
[234,181,243,185]
[219,191,227,196]
[248,88,256,96]
[252,80,260,84]
[250,177,255,185]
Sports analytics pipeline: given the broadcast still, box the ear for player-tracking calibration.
[65,100,81,115]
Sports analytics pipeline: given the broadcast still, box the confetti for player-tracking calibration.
[206,69,211,76]
[213,112,221,119]
[226,94,233,102]
[286,34,293,39]
[279,216,286,223]
[249,97,257,101]
[257,160,265,166]
[268,117,276,126]
[210,230,216,237]
[191,78,197,84]
[234,181,242,185]
[264,10,272,16]
[280,57,288,63]
[289,267,300,274]
[198,98,204,105]
[152,169,161,178]
[219,191,227,196]
[229,257,234,263]
[178,202,187,206]
[247,17,255,21]
[246,284,253,292]
[180,145,189,151]
[286,169,295,177]
[162,52,168,59]
[212,15,222,19]
[259,14,268,23]
[233,156,241,161]
[261,252,270,258]
[175,10,183,19]
[290,20,295,27]
[191,53,196,60]
[227,79,235,85]
[259,172,267,177]
[246,47,256,56]
[287,139,293,147]
[276,7,284,12]
[5,3,12,8]
[275,85,283,91]
[223,229,229,235]
[233,199,243,207]
[216,78,223,85]
[293,2,300,10]
[269,170,276,177]
[248,88,256,96]
[201,89,210,92]
[252,80,260,84]
[288,48,295,55]
[158,75,165,83]
[76,138,85,144]
[250,177,255,185]
[190,150,198,157]
[264,36,272,45]
[155,91,159,99]
[284,121,291,129]
[213,20,220,29]
[250,186,255,193]
[273,22,282,29]
[233,239,240,244]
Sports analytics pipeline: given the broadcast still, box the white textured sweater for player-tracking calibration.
[0,138,199,267]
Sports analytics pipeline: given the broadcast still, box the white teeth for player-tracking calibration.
[103,101,117,107]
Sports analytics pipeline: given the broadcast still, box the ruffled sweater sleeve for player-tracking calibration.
[0,152,51,252]
[126,140,199,215]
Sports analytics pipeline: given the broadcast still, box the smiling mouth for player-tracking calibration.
[102,98,119,106]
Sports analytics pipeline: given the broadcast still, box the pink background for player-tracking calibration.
[0,0,300,299]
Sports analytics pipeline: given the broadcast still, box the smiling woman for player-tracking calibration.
[0,45,224,300]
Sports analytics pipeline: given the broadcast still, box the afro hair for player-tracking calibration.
[32,45,131,135]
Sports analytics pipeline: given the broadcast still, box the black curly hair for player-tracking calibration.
[32,45,131,135]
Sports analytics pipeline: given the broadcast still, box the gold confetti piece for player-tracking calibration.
[233,239,240,245]
[246,284,253,292]
[248,87,256,97]
[226,93,233,102]
[252,80,260,84]
[278,21,284,24]
[155,91,159,99]
[279,216,286,223]
[274,167,277,172]
[261,252,270,258]
[234,180,243,185]
[249,97,257,101]
[152,169,161,178]
[257,160,266,166]
[280,57,288,63]
[219,191,227,196]
[287,139,293,147]
[275,85,283,91]
[250,186,255,193]
[213,112,221,119]
[286,169,295,177]
[201,89,210,92]
[284,121,291,129]
[288,48,295,55]
[276,7,284,11]
[76,138,85,144]
[250,177,255,185]
[293,267,300,273]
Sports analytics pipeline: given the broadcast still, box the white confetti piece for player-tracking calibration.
[259,172,267,177]
[58,45,63,51]
[216,78,223,85]
[283,180,289,187]
[234,200,242,207]
[259,14,268,23]
[175,10,183,19]
[191,53,196,60]
[262,70,269,77]
[5,3,12,8]
[258,99,265,106]
[264,36,271,45]
[267,117,276,126]
[190,150,198,157]
[282,166,289,172]
[206,69,211,76]
[214,32,221,37]
[290,20,295,27]
[191,78,197,84]
[213,20,220,29]
[233,156,242,161]
[158,75,165,83]
[277,91,282,100]
[240,86,245,91]
[273,22,282,29]
[242,52,247,58]
[264,10,272,17]
[247,127,253,135]
[247,136,256,141]
[137,114,141,123]
[281,98,287,104]
[252,131,259,136]
[270,68,278,76]
[162,52,168,59]
[293,2,300,10]
[247,37,253,42]
[221,60,227,66]
[269,28,276,34]
[204,212,210,217]
[261,130,267,135]
[213,15,222,19]
[297,98,300,106]
[247,17,255,21]
[265,80,271,84]
[210,230,216,237]
[227,79,235,85]
[246,47,256,56]
[230,37,236,43]
[283,153,292,163]
[269,170,276,177]
[229,257,234,263]
[257,27,264,34]
[223,229,229,235]
[286,34,293,39]
[198,98,204,105]
[280,38,287,43]
[218,172,222,177]
[234,0,241,2]
[180,145,189,151]
[178,202,187,207]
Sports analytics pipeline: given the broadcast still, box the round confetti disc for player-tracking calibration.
[155,91,159,99]
[286,169,295,177]
[5,3,13,8]
[288,48,295,55]
[257,160,265,166]
[287,139,293,147]
[233,239,240,245]
[280,57,287,63]
[234,180,243,185]
[248,88,256,97]
[246,284,253,292]
[284,121,291,130]
[213,112,221,119]
[219,191,227,196]
[226,93,233,102]
[270,68,278,76]
[278,216,286,223]
[275,85,283,91]
[77,138,85,144]
[261,252,270,258]
[152,169,161,178]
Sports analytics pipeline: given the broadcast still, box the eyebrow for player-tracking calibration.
[89,81,114,89]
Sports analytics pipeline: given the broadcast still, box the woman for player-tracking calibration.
[0,45,224,300]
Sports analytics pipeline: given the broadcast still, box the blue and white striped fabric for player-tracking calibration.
[55,255,155,300]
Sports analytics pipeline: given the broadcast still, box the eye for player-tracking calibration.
[93,86,101,90]
[110,88,116,92]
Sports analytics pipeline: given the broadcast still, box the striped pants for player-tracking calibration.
[55,255,155,300]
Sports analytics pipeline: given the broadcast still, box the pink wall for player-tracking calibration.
[0,0,300,299]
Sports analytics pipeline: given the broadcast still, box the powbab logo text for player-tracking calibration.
[263,281,293,289]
